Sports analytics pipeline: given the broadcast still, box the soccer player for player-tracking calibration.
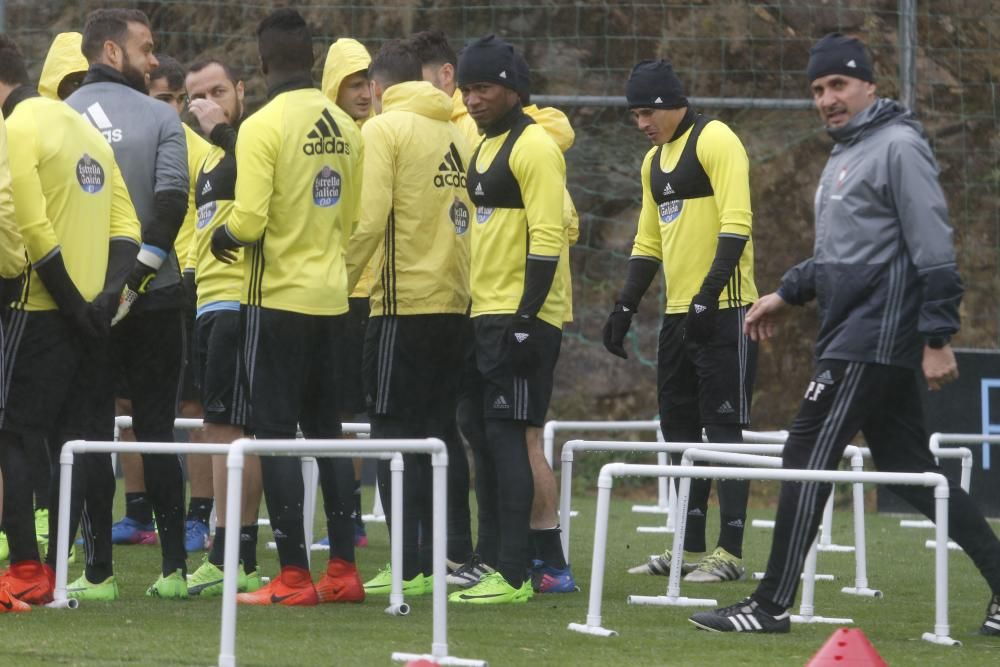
[0,33,140,604]
[321,36,376,549]
[67,8,191,597]
[344,40,472,596]
[603,60,758,583]
[451,35,568,604]
[409,30,479,146]
[0,99,19,577]
[689,33,1000,635]
[182,57,264,596]
[210,8,364,606]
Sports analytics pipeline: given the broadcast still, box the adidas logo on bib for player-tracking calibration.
[663,182,675,196]
[475,182,484,196]
[201,180,213,196]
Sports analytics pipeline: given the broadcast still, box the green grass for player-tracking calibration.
[4,488,1000,666]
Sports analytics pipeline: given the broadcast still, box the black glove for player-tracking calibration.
[508,315,538,377]
[684,293,718,343]
[34,252,105,338]
[602,302,635,359]
[211,225,241,264]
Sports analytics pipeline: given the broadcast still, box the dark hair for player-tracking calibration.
[256,9,313,74]
[149,54,185,90]
[188,58,240,84]
[369,40,422,89]
[0,34,28,87]
[408,30,457,68]
[81,8,150,62]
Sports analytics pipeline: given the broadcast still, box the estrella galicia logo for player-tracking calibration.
[196,201,217,229]
[313,166,342,207]
[76,153,105,194]
[476,206,494,225]
[451,198,470,235]
[658,199,683,224]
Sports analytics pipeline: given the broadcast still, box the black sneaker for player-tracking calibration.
[980,594,1000,636]
[689,597,791,633]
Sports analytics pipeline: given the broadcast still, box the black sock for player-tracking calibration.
[532,528,567,570]
[685,507,708,553]
[125,492,153,525]
[240,525,259,573]
[208,526,226,567]
[186,497,213,525]
[353,478,364,529]
[718,512,747,559]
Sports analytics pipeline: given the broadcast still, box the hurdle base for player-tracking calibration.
[385,602,410,616]
[840,586,882,598]
[362,513,387,523]
[900,519,934,528]
[791,614,853,625]
[392,652,487,666]
[753,572,834,581]
[921,632,961,646]
[45,598,79,610]
[816,544,855,553]
[636,526,673,534]
[567,622,618,637]
[751,519,775,528]
[631,504,670,515]
[627,594,716,607]
[924,539,962,551]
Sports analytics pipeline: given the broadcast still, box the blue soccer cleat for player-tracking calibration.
[111,517,157,545]
[184,519,210,552]
[530,559,580,593]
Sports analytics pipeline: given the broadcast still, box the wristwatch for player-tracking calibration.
[927,335,951,349]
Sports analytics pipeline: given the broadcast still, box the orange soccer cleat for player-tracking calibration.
[0,560,54,605]
[236,565,318,606]
[0,580,31,613]
[315,558,365,603]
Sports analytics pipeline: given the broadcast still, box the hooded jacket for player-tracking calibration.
[524,104,579,322]
[0,114,23,279]
[38,32,87,101]
[347,81,471,316]
[778,97,963,369]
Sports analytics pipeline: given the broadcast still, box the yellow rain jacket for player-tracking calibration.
[38,32,88,101]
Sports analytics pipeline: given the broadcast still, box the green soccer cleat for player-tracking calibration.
[35,508,49,553]
[244,569,263,593]
[448,572,530,605]
[0,531,8,561]
[146,569,189,599]
[187,557,256,597]
[683,547,746,583]
[67,573,119,601]
[363,564,428,596]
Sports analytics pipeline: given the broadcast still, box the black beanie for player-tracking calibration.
[457,34,518,91]
[625,60,688,110]
[512,51,531,105]
[806,33,874,83]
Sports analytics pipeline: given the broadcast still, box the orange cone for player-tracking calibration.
[807,628,888,666]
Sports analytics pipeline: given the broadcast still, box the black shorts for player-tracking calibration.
[240,305,344,438]
[1,309,112,439]
[194,309,244,426]
[177,305,200,403]
[337,297,369,416]
[363,314,465,420]
[474,315,561,427]
[657,305,757,426]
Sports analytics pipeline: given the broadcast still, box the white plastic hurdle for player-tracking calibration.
[218,438,485,667]
[567,462,958,646]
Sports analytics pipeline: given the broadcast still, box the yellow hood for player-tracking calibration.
[524,104,575,153]
[382,81,452,121]
[451,89,468,123]
[38,32,88,100]
[321,38,373,125]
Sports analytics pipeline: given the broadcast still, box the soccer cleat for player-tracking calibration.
[689,597,791,633]
[187,557,238,597]
[34,508,49,554]
[448,572,530,604]
[445,555,494,588]
[316,558,365,603]
[67,574,119,601]
[363,564,428,596]
[354,521,368,548]
[244,569,263,593]
[184,519,211,553]
[111,517,157,545]
[146,569,189,599]
[530,560,580,593]
[0,581,30,613]
[0,531,9,560]
[684,547,746,583]
[238,565,318,606]
[0,560,54,604]
[627,549,700,576]
[980,593,1000,636]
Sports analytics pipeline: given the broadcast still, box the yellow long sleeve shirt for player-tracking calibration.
[175,124,212,274]
[224,85,363,316]
[7,95,140,311]
[632,116,757,313]
[347,81,471,316]
[0,114,23,280]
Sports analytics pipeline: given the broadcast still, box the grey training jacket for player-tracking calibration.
[777,98,963,370]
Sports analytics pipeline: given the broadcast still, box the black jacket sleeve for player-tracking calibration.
[142,189,188,252]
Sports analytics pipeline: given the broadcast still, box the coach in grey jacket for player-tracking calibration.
[689,32,1000,636]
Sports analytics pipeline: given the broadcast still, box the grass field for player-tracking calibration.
[3,487,1000,666]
